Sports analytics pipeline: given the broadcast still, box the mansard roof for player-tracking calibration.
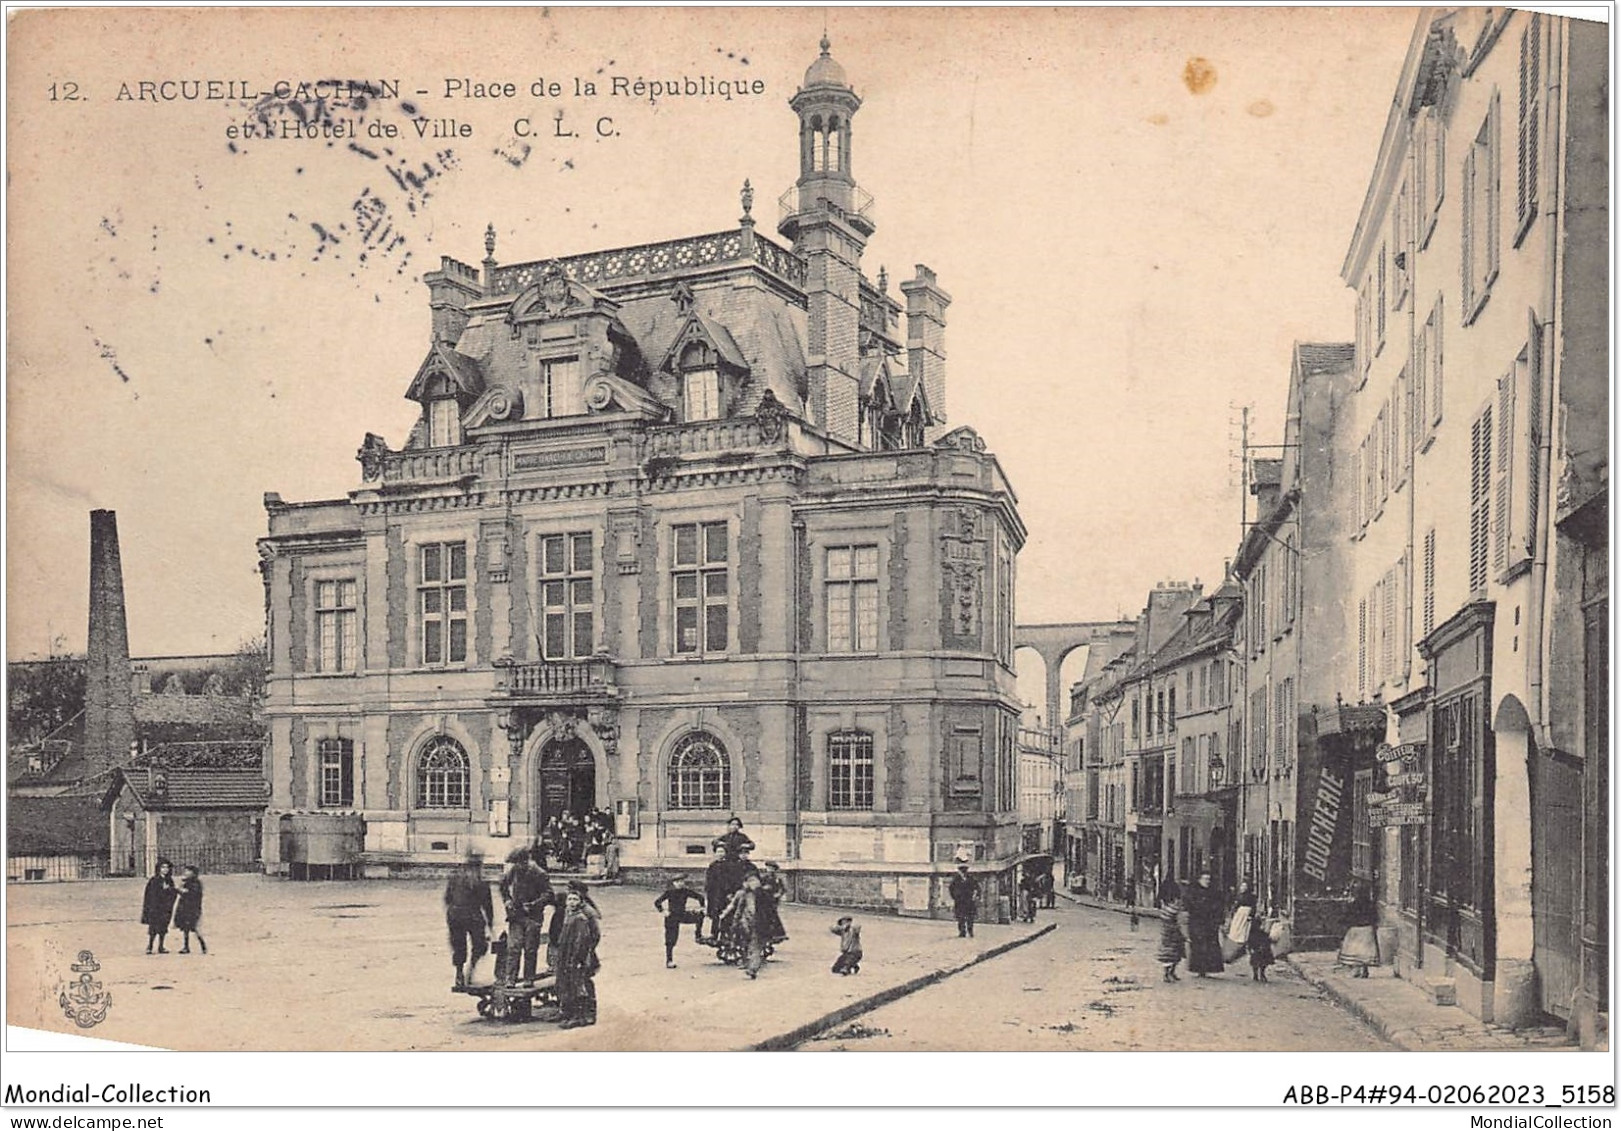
[618,284,809,416]
[406,341,486,403]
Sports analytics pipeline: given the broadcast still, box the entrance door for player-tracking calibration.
[538,738,595,824]
[1531,746,1582,1019]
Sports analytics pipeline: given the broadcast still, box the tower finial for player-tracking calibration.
[484,222,497,261]
[741,178,754,220]
[820,32,831,56]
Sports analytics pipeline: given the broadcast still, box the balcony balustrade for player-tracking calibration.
[495,656,616,699]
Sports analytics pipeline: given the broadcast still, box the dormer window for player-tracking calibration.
[428,398,462,447]
[539,356,582,419]
[679,342,721,422]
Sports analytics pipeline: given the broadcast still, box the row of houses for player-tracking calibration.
[1064,8,1606,1046]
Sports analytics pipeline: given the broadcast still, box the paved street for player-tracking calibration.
[800,899,1391,1051]
[7,874,1048,1051]
[9,875,1391,1053]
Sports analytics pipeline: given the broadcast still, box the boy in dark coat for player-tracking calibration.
[555,890,601,1029]
[654,873,705,968]
[141,859,177,954]
[173,866,206,955]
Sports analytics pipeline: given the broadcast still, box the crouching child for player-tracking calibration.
[830,916,862,975]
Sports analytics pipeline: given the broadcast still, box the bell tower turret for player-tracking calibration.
[780,36,870,447]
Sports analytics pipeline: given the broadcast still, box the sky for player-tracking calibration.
[4,6,1434,662]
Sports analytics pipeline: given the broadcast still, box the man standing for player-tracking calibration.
[555,889,602,1029]
[654,873,705,968]
[712,815,755,860]
[949,862,978,938]
[499,848,552,986]
[445,850,494,989]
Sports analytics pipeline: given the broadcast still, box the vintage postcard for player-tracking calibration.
[4,3,1612,1112]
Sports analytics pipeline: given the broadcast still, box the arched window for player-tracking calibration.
[668,731,730,810]
[417,736,470,809]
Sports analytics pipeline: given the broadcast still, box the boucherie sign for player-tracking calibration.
[1369,743,1429,827]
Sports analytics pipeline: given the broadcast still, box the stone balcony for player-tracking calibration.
[493,656,617,701]
[378,446,483,487]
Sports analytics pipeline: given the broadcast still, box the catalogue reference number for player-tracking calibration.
[1283,1084,1615,1106]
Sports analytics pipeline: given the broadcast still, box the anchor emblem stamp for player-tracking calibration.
[58,950,113,1029]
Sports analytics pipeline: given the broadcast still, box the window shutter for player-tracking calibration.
[1469,405,1493,593]
[1518,15,1542,233]
[1522,311,1544,562]
[1357,599,1368,698]
[1493,371,1515,575]
[1422,528,1437,640]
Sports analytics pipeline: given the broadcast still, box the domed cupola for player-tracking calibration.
[781,35,872,241]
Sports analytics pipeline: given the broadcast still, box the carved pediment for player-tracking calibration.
[506,262,621,328]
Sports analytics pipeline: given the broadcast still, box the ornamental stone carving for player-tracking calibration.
[356,432,391,481]
[756,388,789,443]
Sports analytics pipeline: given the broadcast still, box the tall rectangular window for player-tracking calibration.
[419,542,468,666]
[684,368,720,422]
[1462,99,1501,322]
[1351,768,1375,880]
[315,579,357,673]
[318,737,354,808]
[673,522,729,655]
[1424,297,1445,432]
[1420,109,1446,245]
[826,545,880,652]
[428,399,461,447]
[1274,680,1291,769]
[828,731,875,810]
[1375,243,1388,350]
[540,357,582,418]
[540,532,594,660]
[1392,178,1412,309]
[1516,13,1543,242]
[1250,686,1269,778]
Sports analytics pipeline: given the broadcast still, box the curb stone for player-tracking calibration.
[1283,955,1407,1050]
[751,922,1060,1051]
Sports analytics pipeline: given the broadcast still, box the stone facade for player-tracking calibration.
[258,41,1026,915]
[1337,9,1608,1030]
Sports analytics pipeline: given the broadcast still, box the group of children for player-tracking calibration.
[654,869,862,976]
[1155,891,1274,983]
[139,859,206,955]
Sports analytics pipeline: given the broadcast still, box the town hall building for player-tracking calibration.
[258,39,1028,916]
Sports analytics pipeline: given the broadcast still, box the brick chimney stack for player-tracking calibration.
[901,264,950,441]
[84,509,135,781]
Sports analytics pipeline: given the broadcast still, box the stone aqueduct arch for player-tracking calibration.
[1015,621,1139,731]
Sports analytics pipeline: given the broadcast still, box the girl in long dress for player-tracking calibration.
[1157,897,1185,982]
[140,859,177,954]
